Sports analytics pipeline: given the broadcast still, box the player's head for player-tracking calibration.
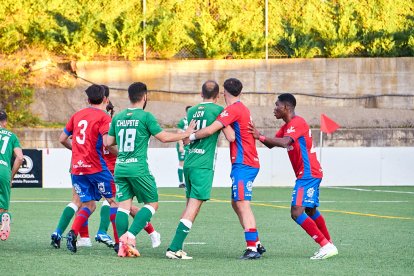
[128,82,148,109]
[223,78,243,97]
[101,85,110,98]
[101,85,114,117]
[274,93,296,119]
[85,84,105,105]
[202,80,219,100]
[0,110,7,127]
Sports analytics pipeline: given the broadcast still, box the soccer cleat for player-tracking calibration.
[0,213,11,241]
[257,244,266,255]
[150,231,161,248]
[166,248,193,260]
[95,232,115,248]
[51,232,62,248]
[310,243,338,260]
[178,183,186,188]
[118,234,140,257]
[77,237,92,247]
[240,249,261,260]
[66,230,77,253]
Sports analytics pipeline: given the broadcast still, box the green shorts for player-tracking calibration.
[184,167,214,201]
[0,171,11,210]
[176,143,186,161]
[115,175,158,203]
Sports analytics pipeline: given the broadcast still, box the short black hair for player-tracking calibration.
[101,85,110,98]
[202,80,219,99]
[185,105,192,112]
[0,110,7,121]
[85,84,105,104]
[278,93,296,108]
[223,78,243,96]
[128,82,147,103]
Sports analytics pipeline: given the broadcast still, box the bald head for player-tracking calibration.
[201,80,219,100]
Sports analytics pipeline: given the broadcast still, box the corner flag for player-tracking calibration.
[320,114,339,134]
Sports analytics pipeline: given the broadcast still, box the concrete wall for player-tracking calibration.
[75,58,414,108]
[42,147,414,188]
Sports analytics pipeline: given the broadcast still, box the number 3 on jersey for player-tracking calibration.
[118,129,136,152]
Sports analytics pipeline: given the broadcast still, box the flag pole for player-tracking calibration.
[319,130,323,165]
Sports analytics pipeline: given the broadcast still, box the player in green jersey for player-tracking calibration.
[107,82,195,257]
[166,80,235,259]
[176,106,192,188]
[0,111,24,241]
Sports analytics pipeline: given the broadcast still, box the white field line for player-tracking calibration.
[326,187,414,194]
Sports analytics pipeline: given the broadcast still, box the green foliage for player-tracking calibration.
[0,68,40,127]
[0,0,413,59]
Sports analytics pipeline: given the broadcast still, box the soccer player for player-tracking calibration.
[248,93,338,260]
[59,84,119,253]
[187,78,265,260]
[106,82,195,258]
[166,80,235,259]
[176,105,192,188]
[0,111,24,241]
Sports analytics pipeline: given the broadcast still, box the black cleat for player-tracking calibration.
[66,230,77,253]
[240,249,261,260]
[50,232,61,249]
[257,244,266,255]
[113,243,119,253]
[178,183,186,188]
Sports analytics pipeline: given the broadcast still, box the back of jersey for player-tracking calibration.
[64,107,111,175]
[185,102,223,170]
[109,108,163,177]
[0,128,21,177]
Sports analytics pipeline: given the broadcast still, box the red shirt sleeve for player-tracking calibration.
[99,114,111,136]
[216,104,238,127]
[284,118,307,141]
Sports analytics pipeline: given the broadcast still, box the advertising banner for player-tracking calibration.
[12,149,42,188]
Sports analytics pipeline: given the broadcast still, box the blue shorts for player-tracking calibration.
[72,170,114,203]
[291,177,322,208]
[230,163,259,201]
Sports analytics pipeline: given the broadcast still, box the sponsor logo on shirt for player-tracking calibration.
[73,160,92,169]
[0,160,8,167]
[286,126,295,134]
[220,110,229,118]
[116,158,138,164]
[188,148,205,154]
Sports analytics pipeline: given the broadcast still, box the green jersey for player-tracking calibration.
[108,108,163,177]
[0,128,21,177]
[185,102,224,170]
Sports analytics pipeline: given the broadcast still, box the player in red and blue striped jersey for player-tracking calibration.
[189,78,265,260]
[249,93,338,260]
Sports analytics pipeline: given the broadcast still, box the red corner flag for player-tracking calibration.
[320,114,339,134]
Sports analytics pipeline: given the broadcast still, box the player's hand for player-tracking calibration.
[185,119,197,136]
[179,146,184,152]
[183,137,190,146]
[248,122,260,139]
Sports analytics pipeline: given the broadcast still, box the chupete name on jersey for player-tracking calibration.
[117,120,139,127]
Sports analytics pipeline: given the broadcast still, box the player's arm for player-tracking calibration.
[190,120,224,141]
[59,131,72,150]
[248,122,292,149]
[155,120,196,143]
[177,129,185,152]
[103,134,118,155]
[222,125,235,142]
[11,147,24,185]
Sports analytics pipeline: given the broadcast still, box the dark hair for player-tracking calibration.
[101,85,110,98]
[85,84,105,104]
[106,100,115,117]
[223,78,243,96]
[128,82,147,103]
[0,110,7,121]
[185,105,192,112]
[202,80,219,99]
[278,93,296,108]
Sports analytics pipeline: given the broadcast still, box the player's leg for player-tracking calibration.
[95,199,116,247]
[51,186,81,248]
[177,146,185,188]
[291,178,337,259]
[0,174,12,241]
[130,205,161,248]
[230,164,262,260]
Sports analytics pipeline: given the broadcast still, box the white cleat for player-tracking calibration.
[150,231,161,248]
[76,237,92,247]
[0,213,11,241]
[166,249,193,260]
[310,243,338,260]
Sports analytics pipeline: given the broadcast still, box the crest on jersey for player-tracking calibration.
[307,187,315,198]
[246,181,253,192]
[287,126,296,134]
[220,110,229,118]
[98,182,105,193]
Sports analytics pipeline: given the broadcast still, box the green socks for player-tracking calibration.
[128,206,153,236]
[178,168,184,183]
[169,219,192,251]
[115,208,130,237]
[98,202,110,233]
[55,203,77,234]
